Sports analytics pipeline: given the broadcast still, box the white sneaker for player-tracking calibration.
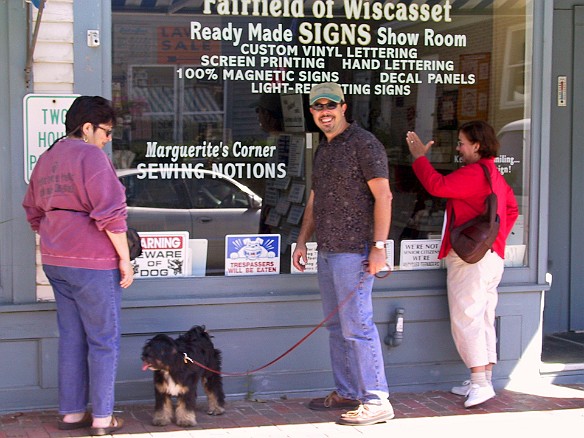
[451,380,472,396]
[337,402,395,426]
[464,383,496,408]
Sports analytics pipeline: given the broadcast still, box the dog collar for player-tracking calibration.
[183,352,194,364]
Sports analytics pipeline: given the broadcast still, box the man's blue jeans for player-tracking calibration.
[317,251,389,404]
[43,265,122,418]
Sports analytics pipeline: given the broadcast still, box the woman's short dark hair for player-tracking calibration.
[458,120,499,158]
[65,96,115,137]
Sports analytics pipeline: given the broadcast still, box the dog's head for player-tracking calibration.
[141,334,178,372]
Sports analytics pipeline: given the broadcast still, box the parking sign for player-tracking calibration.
[23,94,79,183]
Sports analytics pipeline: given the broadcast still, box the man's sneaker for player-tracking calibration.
[337,402,395,426]
[308,391,360,411]
[451,380,472,396]
[464,383,496,408]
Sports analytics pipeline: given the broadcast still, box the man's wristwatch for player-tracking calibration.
[374,240,386,250]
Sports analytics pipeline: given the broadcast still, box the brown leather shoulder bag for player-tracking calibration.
[449,163,500,264]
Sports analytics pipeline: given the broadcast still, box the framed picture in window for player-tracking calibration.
[438,90,458,129]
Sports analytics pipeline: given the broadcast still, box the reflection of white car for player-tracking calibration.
[117,168,263,275]
[497,119,529,266]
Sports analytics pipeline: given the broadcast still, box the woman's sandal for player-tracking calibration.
[57,412,92,430]
[89,416,124,436]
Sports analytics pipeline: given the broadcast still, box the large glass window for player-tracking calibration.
[111,0,532,278]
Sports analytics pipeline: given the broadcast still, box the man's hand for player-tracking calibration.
[292,243,308,272]
[367,248,388,275]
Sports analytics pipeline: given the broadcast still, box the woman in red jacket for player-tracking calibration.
[407,121,518,408]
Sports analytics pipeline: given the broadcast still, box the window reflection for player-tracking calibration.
[112,1,532,276]
[118,168,262,275]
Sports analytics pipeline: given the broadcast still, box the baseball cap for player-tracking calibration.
[309,83,345,105]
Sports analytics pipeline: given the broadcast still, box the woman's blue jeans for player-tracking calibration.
[317,251,389,404]
[44,265,122,418]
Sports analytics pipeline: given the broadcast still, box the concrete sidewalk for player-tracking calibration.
[1,383,583,437]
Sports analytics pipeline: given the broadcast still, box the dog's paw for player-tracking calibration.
[175,417,197,427]
[207,405,225,416]
[175,409,197,427]
[152,412,172,426]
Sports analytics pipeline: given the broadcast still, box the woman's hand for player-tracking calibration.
[406,131,434,159]
[105,230,134,288]
[118,259,134,288]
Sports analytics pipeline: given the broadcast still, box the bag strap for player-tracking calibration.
[479,162,495,194]
[449,162,496,230]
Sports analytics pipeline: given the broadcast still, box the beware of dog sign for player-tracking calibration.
[133,231,190,278]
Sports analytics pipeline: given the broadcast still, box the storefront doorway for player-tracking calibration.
[544,2,584,363]
[567,5,584,332]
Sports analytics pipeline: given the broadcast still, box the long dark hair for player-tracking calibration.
[49,96,115,149]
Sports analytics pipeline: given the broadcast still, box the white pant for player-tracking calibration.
[445,250,504,369]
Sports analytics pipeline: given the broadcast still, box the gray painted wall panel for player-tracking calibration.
[40,338,58,388]
[1,0,36,305]
[0,310,58,339]
[498,315,523,361]
[0,341,39,388]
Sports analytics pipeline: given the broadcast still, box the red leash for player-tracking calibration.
[183,265,391,377]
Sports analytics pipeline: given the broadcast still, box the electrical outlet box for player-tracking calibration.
[87,30,100,47]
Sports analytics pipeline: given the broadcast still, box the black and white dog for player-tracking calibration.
[141,326,226,427]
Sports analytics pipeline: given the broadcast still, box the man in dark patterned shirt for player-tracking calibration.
[292,83,394,426]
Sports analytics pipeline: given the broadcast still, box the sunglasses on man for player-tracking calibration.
[311,102,342,111]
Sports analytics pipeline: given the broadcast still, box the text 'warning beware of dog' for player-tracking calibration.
[133,231,189,278]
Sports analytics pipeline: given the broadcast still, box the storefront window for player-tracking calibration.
[111,0,532,278]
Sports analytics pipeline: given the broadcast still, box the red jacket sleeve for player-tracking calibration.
[412,156,519,260]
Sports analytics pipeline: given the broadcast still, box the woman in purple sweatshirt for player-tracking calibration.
[23,96,131,435]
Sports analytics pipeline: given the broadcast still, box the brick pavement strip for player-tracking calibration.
[0,386,583,437]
